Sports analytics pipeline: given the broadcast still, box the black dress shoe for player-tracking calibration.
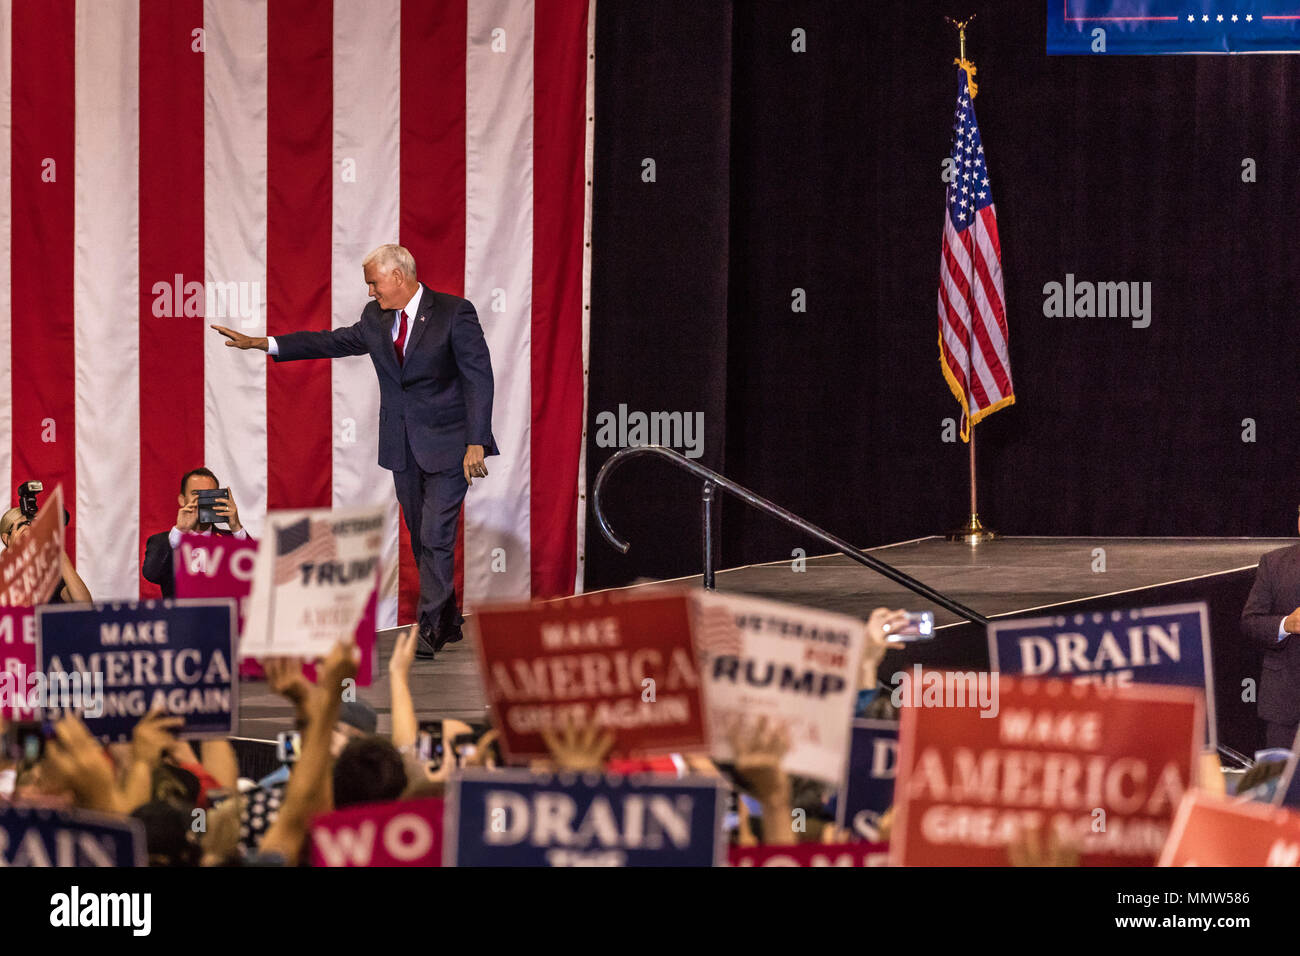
[414,621,438,660]
[433,624,463,653]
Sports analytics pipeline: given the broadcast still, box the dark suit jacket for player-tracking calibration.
[1241,542,1300,725]
[142,527,238,599]
[273,285,498,474]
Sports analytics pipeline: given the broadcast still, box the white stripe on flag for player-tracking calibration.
[74,0,140,599]
[463,0,534,603]
[332,0,402,627]
[0,0,11,504]
[204,0,268,539]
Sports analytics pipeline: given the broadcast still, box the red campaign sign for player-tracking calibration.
[0,607,37,721]
[729,842,890,867]
[0,485,64,607]
[470,590,708,762]
[174,533,377,686]
[310,797,443,867]
[1159,793,1300,866]
[890,675,1202,867]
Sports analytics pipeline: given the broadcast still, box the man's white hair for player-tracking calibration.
[363,243,417,281]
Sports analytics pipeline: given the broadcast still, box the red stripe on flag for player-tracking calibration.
[139,0,206,598]
[11,0,77,556]
[530,0,588,599]
[967,249,1012,399]
[267,0,333,510]
[977,206,1011,340]
[400,0,467,624]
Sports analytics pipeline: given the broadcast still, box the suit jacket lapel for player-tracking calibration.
[400,284,433,371]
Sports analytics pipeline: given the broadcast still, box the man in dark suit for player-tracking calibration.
[212,244,497,660]
[142,467,248,598]
[1241,511,1300,749]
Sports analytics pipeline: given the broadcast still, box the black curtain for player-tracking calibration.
[587,0,1300,588]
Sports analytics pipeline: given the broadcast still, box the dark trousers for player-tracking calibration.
[391,441,468,635]
[1266,720,1300,751]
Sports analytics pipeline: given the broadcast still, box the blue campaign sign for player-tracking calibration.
[36,599,238,740]
[988,602,1215,747]
[1049,2,1300,55]
[0,805,145,866]
[836,720,898,839]
[445,770,726,867]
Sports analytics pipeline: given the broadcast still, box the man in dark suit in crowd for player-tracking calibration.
[1241,507,1300,749]
[211,244,497,660]
[142,467,248,598]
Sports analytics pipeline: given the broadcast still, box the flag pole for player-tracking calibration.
[944,13,996,546]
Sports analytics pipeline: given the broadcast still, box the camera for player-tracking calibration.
[15,479,70,528]
[17,480,42,521]
[195,488,231,526]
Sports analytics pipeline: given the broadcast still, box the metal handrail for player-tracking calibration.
[592,445,989,627]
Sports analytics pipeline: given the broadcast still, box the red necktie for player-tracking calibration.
[394,309,409,365]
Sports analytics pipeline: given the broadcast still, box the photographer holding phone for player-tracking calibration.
[142,467,250,598]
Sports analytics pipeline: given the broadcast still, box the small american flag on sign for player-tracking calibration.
[938,65,1014,442]
[273,517,337,586]
[689,597,744,659]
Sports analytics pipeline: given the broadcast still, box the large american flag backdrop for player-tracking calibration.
[0,0,594,626]
[938,65,1014,443]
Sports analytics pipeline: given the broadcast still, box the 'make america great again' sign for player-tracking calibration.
[470,590,708,762]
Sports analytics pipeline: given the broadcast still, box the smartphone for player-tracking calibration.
[416,720,444,771]
[276,730,301,764]
[7,721,50,765]
[195,488,231,526]
[885,611,935,643]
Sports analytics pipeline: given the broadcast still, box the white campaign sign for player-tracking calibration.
[693,591,865,785]
[239,505,385,658]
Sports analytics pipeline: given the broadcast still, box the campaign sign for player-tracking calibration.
[310,797,444,867]
[471,590,707,761]
[836,720,899,839]
[175,533,378,686]
[445,769,725,867]
[0,483,64,606]
[0,804,146,866]
[1160,793,1300,866]
[36,599,238,740]
[694,591,865,785]
[0,607,37,720]
[890,676,1201,867]
[240,505,384,660]
[988,603,1216,748]
[728,842,890,867]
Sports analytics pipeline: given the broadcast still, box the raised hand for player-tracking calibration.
[540,712,614,772]
[211,325,269,351]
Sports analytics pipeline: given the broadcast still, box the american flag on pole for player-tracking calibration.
[938,66,1014,442]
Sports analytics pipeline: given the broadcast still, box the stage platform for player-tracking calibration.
[235,535,1292,751]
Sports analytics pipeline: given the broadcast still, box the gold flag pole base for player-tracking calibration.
[946,513,997,545]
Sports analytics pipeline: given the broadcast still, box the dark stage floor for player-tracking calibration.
[234,535,1292,739]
